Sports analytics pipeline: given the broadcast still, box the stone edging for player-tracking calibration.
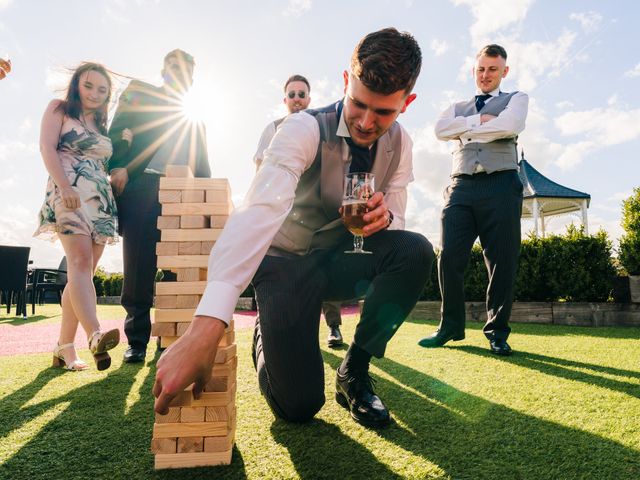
[411,301,640,327]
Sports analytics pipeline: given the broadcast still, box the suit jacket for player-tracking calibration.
[108,80,210,180]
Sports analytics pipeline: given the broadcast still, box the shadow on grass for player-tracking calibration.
[405,315,640,339]
[458,345,640,397]
[0,358,248,479]
[321,350,640,480]
[270,418,403,480]
[0,314,50,326]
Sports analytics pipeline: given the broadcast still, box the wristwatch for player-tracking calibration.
[386,210,394,228]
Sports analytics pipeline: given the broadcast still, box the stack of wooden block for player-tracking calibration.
[150,165,237,469]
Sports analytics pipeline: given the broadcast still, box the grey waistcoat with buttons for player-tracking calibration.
[451,91,519,176]
[268,102,403,257]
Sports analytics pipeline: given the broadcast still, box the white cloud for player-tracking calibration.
[283,0,312,18]
[624,62,640,78]
[607,94,618,106]
[569,11,603,33]
[430,39,449,57]
[0,0,13,11]
[451,0,534,46]
[45,65,70,94]
[555,100,574,109]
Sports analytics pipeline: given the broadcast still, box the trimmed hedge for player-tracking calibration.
[421,224,616,302]
[93,268,124,297]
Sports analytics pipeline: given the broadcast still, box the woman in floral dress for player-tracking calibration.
[35,62,130,371]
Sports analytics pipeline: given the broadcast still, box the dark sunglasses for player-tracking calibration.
[287,91,306,99]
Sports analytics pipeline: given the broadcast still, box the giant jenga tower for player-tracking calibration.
[150,165,237,470]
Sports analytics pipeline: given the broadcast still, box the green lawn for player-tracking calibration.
[1,306,639,479]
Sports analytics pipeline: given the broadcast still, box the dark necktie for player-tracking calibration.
[475,94,492,112]
[345,137,376,173]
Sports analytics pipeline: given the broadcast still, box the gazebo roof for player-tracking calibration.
[518,156,590,205]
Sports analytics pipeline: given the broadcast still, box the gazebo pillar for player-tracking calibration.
[532,197,539,236]
[581,200,589,235]
[540,209,546,237]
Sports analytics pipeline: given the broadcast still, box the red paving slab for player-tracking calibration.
[0,306,359,357]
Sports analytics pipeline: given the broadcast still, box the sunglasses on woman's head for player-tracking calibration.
[287,91,306,99]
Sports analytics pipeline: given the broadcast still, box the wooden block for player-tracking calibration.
[168,390,193,408]
[191,383,236,407]
[155,407,181,424]
[156,242,179,256]
[176,322,190,336]
[180,407,206,423]
[161,228,223,242]
[215,344,237,364]
[180,215,210,229]
[203,432,235,452]
[157,216,180,229]
[162,203,231,216]
[205,403,234,422]
[151,322,176,337]
[154,450,232,470]
[159,177,229,191]
[155,308,196,323]
[176,268,207,282]
[217,330,235,347]
[204,376,230,392]
[181,190,205,203]
[212,356,237,377]
[156,281,207,296]
[206,189,230,203]
[157,255,209,269]
[159,190,182,204]
[177,437,204,453]
[210,216,228,228]
[160,336,177,348]
[151,437,177,454]
[178,242,202,255]
[177,294,200,309]
[166,165,194,178]
[201,241,215,255]
[153,421,228,438]
[155,295,177,309]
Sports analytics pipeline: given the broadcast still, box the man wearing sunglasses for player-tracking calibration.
[254,75,346,349]
[154,28,433,429]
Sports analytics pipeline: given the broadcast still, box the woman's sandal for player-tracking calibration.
[88,329,120,371]
[52,343,89,371]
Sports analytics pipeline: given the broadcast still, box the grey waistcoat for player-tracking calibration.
[269,103,403,256]
[451,91,519,176]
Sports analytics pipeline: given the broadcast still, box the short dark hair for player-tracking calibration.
[284,74,310,93]
[476,44,507,60]
[164,49,195,66]
[350,27,422,95]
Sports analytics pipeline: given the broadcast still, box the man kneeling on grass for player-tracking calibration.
[153,28,433,428]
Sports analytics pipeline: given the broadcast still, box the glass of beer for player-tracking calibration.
[342,172,374,254]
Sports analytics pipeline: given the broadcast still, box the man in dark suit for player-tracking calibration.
[418,44,528,355]
[108,49,210,363]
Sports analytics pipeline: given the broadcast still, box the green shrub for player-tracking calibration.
[92,269,123,297]
[618,187,640,275]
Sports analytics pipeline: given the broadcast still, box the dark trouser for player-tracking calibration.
[117,173,162,350]
[322,301,342,327]
[252,230,433,422]
[438,170,523,341]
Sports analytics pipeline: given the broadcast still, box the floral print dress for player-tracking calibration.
[34,117,118,245]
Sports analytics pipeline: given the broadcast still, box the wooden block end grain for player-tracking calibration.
[154,450,232,470]
[151,437,177,454]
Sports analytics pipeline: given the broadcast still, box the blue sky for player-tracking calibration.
[1,0,639,271]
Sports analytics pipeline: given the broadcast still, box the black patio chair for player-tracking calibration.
[0,245,30,317]
[27,256,67,315]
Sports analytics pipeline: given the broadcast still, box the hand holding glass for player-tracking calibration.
[342,172,374,254]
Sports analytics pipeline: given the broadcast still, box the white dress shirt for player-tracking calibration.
[434,88,529,145]
[253,121,277,165]
[195,102,414,324]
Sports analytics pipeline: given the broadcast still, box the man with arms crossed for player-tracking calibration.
[418,44,528,355]
[254,74,346,348]
[154,28,433,428]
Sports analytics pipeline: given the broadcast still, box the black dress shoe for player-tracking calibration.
[327,326,344,348]
[335,367,391,428]
[418,329,465,348]
[489,338,513,356]
[123,346,146,363]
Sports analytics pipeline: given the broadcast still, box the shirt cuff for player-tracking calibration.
[194,280,242,325]
[466,114,481,129]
